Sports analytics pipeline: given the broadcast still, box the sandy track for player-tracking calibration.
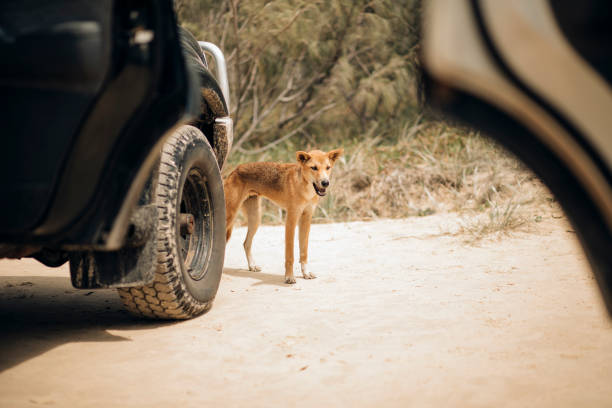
[1,215,611,407]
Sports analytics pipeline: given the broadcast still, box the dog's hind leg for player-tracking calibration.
[298,206,316,279]
[243,195,262,271]
[224,178,245,242]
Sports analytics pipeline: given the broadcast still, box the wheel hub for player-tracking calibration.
[177,169,213,281]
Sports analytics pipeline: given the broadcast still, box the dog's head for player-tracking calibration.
[296,148,344,197]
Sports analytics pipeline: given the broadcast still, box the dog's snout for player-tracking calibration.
[321,179,330,187]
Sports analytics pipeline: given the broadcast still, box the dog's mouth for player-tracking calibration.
[313,183,327,197]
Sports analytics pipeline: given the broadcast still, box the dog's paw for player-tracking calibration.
[285,276,296,284]
[300,263,316,280]
[248,265,262,272]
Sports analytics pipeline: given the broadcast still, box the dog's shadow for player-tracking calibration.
[223,267,293,287]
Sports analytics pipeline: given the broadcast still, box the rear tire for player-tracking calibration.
[118,125,226,319]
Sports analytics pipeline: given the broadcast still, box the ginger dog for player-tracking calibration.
[224,149,343,284]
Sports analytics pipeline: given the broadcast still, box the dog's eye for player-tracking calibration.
[326,166,331,170]
[311,166,318,171]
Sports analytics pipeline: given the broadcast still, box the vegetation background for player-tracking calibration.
[176,0,555,240]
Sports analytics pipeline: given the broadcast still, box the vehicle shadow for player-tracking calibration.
[0,275,178,373]
[223,267,290,287]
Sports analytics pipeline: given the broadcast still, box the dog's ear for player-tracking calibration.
[327,148,344,164]
[296,151,311,164]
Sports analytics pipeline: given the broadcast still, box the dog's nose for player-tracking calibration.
[321,179,329,187]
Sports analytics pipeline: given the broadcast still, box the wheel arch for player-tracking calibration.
[424,71,612,314]
[193,70,233,170]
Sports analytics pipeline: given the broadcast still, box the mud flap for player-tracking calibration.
[69,205,157,288]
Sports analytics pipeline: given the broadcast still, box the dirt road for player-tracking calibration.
[1,215,611,407]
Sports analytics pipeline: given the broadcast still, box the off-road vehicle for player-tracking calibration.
[422,0,612,314]
[0,0,232,319]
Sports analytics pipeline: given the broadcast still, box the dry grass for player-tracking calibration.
[456,201,528,244]
[224,117,556,241]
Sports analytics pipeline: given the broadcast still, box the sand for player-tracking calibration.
[1,214,611,407]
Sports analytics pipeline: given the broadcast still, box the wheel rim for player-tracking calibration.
[177,168,213,281]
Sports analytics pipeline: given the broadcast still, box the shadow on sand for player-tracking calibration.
[1,267,296,372]
[223,267,293,287]
[0,275,178,373]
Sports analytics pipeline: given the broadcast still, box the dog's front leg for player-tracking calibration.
[284,210,299,284]
[299,207,315,279]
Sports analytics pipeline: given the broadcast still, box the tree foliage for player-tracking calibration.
[177,0,422,154]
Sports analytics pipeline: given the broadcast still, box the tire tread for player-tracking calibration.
[117,126,218,319]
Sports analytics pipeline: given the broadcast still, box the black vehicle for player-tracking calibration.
[422,0,612,315]
[0,0,233,319]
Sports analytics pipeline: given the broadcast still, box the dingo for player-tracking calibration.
[224,148,343,283]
